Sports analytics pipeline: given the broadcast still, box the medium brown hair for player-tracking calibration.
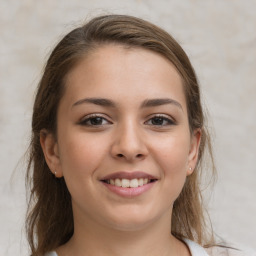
[26,14,216,255]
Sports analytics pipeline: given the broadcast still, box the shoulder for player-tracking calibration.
[183,239,253,256]
[183,239,209,255]
[205,246,254,256]
[44,252,58,256]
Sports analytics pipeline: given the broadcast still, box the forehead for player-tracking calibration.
[62,44,186,109]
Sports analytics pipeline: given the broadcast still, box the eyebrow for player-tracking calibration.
[141,98,183,110]
[72,98,115,108]
[72,97,183,110]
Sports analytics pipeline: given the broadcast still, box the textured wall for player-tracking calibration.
[0,1,255,255]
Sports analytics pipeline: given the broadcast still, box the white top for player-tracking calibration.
[45,239,249,256]
[183,238,209,255]
[45,251,57,256]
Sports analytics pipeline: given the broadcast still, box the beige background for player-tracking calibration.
[0,0,255,255]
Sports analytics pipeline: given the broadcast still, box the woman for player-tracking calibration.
[26,14,245,256]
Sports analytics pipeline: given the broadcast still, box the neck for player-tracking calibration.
[57,208,190,256]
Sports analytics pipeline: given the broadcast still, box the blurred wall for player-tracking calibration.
[0,0,255,255]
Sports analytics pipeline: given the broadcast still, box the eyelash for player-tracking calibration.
[79,114,112,127]
[79,114,175,127]
[145,114,175,127]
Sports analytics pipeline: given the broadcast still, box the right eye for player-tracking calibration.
[79,114,112,127]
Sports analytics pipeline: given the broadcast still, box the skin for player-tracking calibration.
[41,44,201,256]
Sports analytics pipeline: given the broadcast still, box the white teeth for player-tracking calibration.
[121,179,130,188]
[115,178,122,187]
[143,178,148,185]
[106,178,152,188]
[130,179,139,188]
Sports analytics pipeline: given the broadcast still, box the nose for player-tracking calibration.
[110,121,148,162]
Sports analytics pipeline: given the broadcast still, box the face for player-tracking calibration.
[41,44,200,232]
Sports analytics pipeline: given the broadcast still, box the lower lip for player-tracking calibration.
[101,181,156,198]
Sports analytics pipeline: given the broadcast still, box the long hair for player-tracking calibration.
[26,14,216,255]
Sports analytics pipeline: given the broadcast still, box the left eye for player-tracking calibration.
[145,116,174,126]
[80,116,111,126]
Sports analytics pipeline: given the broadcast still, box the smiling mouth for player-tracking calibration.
[102,178,157,188]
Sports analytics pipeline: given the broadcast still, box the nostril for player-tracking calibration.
[115,153,145,159]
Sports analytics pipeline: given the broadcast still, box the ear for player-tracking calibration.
[187,128,201,176]
[40,129,63,178]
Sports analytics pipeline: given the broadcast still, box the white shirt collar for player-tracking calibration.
[183,238,210,256]
[46,239,210,256]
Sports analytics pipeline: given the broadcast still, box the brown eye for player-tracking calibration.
[151,117,165,125]
[80,115,111,126]
[145,115,175,126]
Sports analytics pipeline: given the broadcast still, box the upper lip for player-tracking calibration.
[100,171,158,180]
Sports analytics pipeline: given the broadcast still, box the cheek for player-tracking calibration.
[154,132,190,170]
[57,133,109,206]
[58,131,108,178]
[151,132,190,193]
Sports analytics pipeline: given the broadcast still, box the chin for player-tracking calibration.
[104,208,160,232]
